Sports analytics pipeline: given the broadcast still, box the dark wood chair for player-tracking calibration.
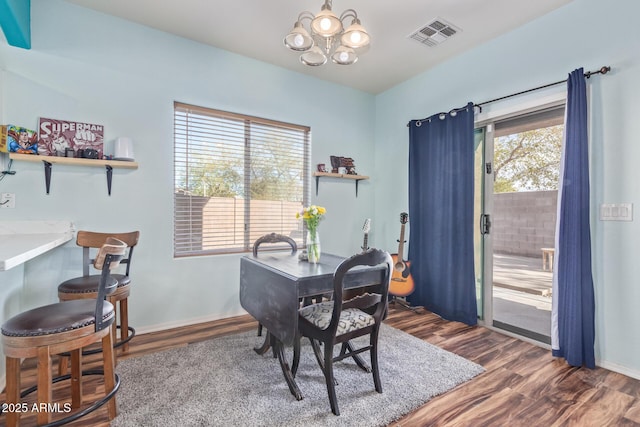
[252,233,297,338]
[1,238,126,427]
[57,230,139,374]
[293,248,393,415]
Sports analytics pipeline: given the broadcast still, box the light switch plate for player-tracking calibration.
[600,203,633,221]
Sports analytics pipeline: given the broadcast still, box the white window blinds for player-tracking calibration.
[174,102,310,256]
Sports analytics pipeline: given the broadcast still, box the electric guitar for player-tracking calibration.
[389,212,415,297]
[361,218,371,252]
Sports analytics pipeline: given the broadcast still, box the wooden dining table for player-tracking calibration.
[239,252,386,400]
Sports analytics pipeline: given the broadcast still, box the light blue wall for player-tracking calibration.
[0,0,375,335]
[1,0,639,380]
[374,0,640,376]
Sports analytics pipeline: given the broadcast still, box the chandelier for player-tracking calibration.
[283,0,371,66]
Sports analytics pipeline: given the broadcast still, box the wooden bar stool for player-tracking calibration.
[1,238,126,427]
[57,230,139,375]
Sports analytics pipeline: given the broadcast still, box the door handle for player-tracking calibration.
[480,214,491,235]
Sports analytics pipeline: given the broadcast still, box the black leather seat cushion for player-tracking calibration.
[1,300,115,337]
[58,275,126,294]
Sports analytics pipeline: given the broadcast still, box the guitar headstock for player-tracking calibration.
[362,218,371,233]
[400,212,409,224]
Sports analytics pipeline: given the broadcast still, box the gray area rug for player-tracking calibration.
[112,324,484,426]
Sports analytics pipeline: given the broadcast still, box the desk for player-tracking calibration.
[239,252,385,399]
[0,221,74,271]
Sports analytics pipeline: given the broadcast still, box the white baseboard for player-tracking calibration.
[597,359,640,380]
[133,310,249,335]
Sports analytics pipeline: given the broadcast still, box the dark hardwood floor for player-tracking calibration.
[2,307,639,426]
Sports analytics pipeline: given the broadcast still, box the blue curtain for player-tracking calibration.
[407,102,477,325]
[551,68,596,368]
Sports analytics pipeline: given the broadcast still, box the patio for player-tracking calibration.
[492,253,553,341]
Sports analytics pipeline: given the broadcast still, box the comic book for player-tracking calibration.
[0,125,38,154]
[37,118,104,157]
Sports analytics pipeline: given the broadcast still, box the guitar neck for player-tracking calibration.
[397,224,406,259]
[362,233,369,251]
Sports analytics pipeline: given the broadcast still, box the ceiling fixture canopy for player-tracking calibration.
[284,0,370,66]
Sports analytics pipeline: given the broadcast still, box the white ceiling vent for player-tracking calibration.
[408,18,461,47]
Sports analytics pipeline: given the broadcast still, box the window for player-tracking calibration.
[173,102,310,257]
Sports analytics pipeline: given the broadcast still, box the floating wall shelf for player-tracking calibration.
[9,153,138,195]
[312,172,369,197]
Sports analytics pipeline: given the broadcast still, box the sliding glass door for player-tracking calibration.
[476,105,564,344]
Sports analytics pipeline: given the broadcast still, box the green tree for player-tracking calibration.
[175,135,302,201]
[494,125,562,193]
[250,136,303,201]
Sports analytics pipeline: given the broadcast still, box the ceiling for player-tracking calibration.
[65,0,572,94]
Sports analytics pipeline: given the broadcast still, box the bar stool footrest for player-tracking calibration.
[18,369,120,427]
[59,326,135,357]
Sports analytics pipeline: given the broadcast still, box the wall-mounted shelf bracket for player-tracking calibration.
[106,165,113,196]
[43,160,52,194]
[10,153,138,195]
[312,172,369,197]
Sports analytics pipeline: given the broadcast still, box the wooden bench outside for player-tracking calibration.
[541,247,555,272]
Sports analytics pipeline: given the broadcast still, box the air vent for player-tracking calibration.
[408,18,461,47]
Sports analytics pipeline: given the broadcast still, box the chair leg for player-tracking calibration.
[341,341,370,373]
[102,328,118,420]
[36,346,53,425]
[5,356,21,427]
[119,298,130,353]
[371,331,382,393]
[323,343,340,416]
[109,296,118,351]
[310,338,324,370]
[58,354,70,376]
[70,348,83,408]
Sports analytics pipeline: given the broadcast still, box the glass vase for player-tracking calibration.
[307,230,321,264]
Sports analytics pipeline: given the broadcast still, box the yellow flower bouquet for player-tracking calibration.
[296,205,326,263]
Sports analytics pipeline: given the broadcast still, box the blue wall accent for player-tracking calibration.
[0,0,31,49]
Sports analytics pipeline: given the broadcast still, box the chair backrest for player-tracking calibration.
[76,230,140,277]
[328,248,393,334]
[252,233,297,256]
[94,237,127,332]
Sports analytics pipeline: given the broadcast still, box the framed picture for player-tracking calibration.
[38,117,104,157]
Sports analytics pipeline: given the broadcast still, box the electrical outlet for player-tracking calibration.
[1,192,15,208]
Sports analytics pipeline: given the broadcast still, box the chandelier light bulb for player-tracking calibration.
[320,17,332,31]
[341,18,370,49]
[331,45,357,65]
[284,20,314,51]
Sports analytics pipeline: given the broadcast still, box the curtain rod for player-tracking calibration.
[407,66,611,127]
[476,65,610,108]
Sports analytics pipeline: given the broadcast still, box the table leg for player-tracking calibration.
[274,338,304,401]
[254,333,271,355]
